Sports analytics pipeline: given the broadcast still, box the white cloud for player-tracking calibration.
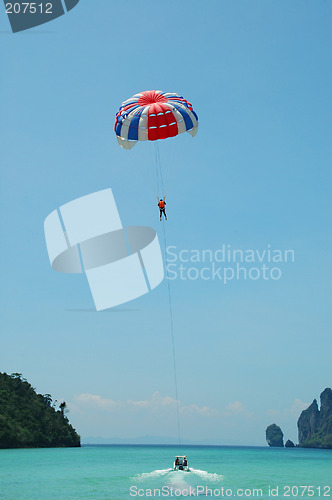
[74,393,121,411]
[267,398,309,418]
[224,401,254,418]
[71,391,219,418]
[181,403,220,417]
[267,408,280,417]
[288,399,309,416]
[68,393,256,441]
[129,392,176,411]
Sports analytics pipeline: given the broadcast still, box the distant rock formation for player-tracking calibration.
[285,439,295,448]
[266,423,284,447]
[298,388,332,449]
[298,399,320,443]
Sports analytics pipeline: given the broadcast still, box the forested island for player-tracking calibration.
[0,372,80,449]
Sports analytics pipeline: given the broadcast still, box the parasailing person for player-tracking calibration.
[158,196,167,221]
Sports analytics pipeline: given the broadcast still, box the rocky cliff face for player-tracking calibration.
[297,399,320,443]
[320,388,332,423]
[298,388,332,449]
[266,423,284,447]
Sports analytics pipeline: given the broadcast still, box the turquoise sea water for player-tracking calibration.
[0,445,331,500]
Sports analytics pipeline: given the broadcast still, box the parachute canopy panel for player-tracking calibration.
[114,90,198,149]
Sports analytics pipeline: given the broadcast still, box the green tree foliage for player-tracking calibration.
[59,401,67,418]
[0,372,80,449]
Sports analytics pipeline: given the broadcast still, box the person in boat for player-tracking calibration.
[158,197,167,221]
[183,457,187,466]
[175,457,179,466]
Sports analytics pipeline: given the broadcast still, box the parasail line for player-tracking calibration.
[155,142,181,447]
[162,219,182,447]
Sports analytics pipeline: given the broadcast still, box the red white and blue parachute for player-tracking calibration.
[114,90,198,150]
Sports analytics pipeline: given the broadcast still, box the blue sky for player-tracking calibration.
[1,0,331,446]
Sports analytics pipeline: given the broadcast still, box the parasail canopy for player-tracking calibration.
[114,90,198,150]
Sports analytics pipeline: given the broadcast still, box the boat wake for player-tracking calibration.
[132,467,223,496]
[189,468,224,482]
[133,468,223,483]
[134,468,173,482]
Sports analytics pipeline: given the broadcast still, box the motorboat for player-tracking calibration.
[173,455,190,472]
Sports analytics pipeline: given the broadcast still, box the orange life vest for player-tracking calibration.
[158,200,165,208]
